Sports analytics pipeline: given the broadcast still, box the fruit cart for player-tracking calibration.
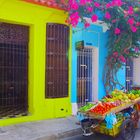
[78,90,140,140]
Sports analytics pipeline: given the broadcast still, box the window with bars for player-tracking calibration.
[46,23,69,98]
[133,57,140,86]
[126,57,140,90]
[126,58,133,91]
[0,23,29,118]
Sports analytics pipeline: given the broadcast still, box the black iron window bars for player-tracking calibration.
[46,23,69,98]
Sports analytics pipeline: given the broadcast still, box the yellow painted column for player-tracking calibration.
[29,21,54,119]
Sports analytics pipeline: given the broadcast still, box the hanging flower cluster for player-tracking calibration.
[66,0,140,64]
[67,0,140,33]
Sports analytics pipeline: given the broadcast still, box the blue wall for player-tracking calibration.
[71,23,126,103]
[117,66,126,89]
[98,31,108,99]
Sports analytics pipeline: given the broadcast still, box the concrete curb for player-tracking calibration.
[37,128,82,140]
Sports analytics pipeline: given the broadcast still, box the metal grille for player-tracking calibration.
[46,23,69,98]
[126,58,133,91]
[77,48,93,107]
[0,23,29,118]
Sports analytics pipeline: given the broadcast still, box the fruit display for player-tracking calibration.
[78,89,140,117]
[111,89,131,103]
[78,89,140,139]
[127,90,140,100]
[101,90,130,104]
[79,103,95,112]
[90,102,116,115]
[127,93,139,100]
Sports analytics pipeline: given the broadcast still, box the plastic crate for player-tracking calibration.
[94,119,123,137]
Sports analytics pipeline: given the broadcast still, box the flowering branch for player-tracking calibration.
[66,0,140,94]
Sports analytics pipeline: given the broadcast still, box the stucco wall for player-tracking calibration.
[0,0,72,126]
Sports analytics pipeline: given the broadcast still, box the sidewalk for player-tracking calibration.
[0,116,82,140]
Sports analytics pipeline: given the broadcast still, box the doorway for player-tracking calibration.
[77,48,93,107]
[0,23,29,118]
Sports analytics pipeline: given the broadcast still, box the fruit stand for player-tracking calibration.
[78,89,140,140]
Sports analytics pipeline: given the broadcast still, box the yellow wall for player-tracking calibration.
[0,0,72,126]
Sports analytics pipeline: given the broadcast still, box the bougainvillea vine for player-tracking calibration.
[66,0,140,94]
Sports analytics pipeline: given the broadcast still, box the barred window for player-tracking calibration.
[126,58,133,91]
[133,57,140,86]
[46,23,69,98]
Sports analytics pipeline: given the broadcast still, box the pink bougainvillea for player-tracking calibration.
[69,12,80,27]
[112,0,123,7]
[130,26,137,32]
[113,52,119,57]
[106,3,112,8]
[124,48,129,54]
[105,12,111,19]
[91,14,98,22]
[70,2,79,10]
[127,6,134,15]
[87,7,93,12]
[128,18,134,25]
[115,28,121,34]
[84,22,90,28]
[136,22,140,26]
[64,0,140,94]
[79,0,86,5]
[119,55,126,63]
[94,2,100,8]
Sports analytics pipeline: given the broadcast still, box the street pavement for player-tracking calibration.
[62,128,140,140]
[62,134,116,140]
[0,116,81,140]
